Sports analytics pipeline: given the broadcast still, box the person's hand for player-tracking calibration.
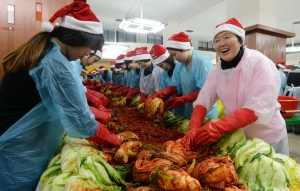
[181,105,207,150]
[164,90,200,110]
[193,108,258,147]
[164,96,184,110]
[194,122,221,146]
[126,88,140,103]
[89,106,110,125]
[86,123,121,147]
[121,87,130,96]
[150,86,177,101]
[181,129,197,150]
[139,93,147,104]
[87,89,110,108]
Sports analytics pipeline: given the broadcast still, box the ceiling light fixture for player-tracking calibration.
[119,0,166,34]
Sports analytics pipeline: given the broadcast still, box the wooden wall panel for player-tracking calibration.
[0,0,73,82]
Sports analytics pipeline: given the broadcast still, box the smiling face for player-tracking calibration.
[137,60,151,69]
[213,32,242,62]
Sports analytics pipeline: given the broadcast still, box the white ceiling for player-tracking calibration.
[88,0,300,45]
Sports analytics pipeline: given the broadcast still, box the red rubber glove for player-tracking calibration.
[86,92,105,110]
[150,86,177,101]
[139,93,147,104]
[86,123,121,147]
[194,108,258,147]
[126,88,141,103]
[89,106,110,125]
[116,86,129,92]
[121,87,131,96]
[112,84,123,89]
[86,89,110,108]
[181,105,207,150]
[102,82,111,86]
[164,90,200,110]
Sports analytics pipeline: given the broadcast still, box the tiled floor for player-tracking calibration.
[288,132,300,163]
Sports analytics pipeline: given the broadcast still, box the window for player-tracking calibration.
[147,35,163,45]
[103,29,136,43]
[103,29,115,42]
[198,41,216,52]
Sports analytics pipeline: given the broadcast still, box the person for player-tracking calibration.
[112,54,126,88]
[115,50,135,96]
[134,47,162,103]
[283,68,291,77]
[99,66,113,83]
[70,53,111,124]
[276,63,287,96]
[0,2,121,190]
[80,66,88,81]
[164,32,218,119]
[126,50,144,103]
[148,44,185,116]
[181,18,289,156]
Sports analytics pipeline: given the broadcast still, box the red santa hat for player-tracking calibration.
[149,44,170,65]
[166,32,192,50]
[81,66,88,73]
[124,50,135,61]
[116,54,125,64]
[98,66,106,71]
[277,63,285,69]
[41,1,103,34]
[134,47,151,61]
[110,61,116,68]
[95,48,103,58]
[213,18,245,44]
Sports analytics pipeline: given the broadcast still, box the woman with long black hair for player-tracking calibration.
[0,2,120,190]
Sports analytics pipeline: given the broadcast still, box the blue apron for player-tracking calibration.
[0,101,64,191]
[160,62,185,116]
[0,38,98,190]
[179,50,218,119]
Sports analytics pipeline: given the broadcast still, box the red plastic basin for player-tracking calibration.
[278,96,300,118]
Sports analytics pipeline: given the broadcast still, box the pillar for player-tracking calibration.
[226,0,277,28]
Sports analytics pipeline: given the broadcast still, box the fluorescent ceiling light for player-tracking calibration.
[102,44,129,51]
[286,46,300,53]
[119,17,166,34]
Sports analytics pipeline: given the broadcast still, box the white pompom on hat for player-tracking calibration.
[41,1,103,34]
[134,47,151,61]
[95,48,103,58]
[166,32,192,50]
[149,44,170,65]
[213,18,245,44]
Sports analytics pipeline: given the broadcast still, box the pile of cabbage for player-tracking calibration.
[212,129,300,191]
[39,136,126,191]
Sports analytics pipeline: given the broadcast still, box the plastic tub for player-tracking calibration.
[278,96,300,118]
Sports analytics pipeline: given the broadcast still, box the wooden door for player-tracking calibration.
[0,0,73,83]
